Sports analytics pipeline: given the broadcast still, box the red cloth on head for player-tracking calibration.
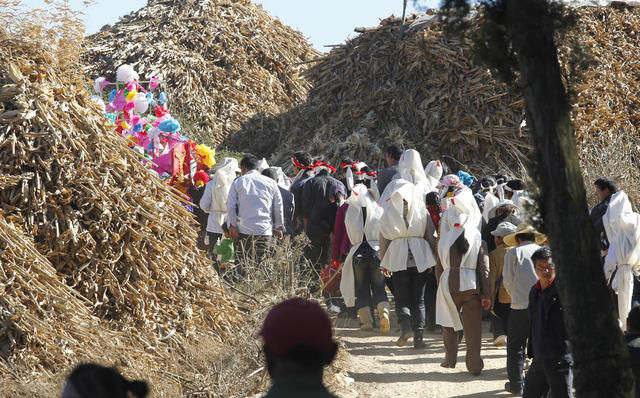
[193,170,210,186]
[260,298,334,357]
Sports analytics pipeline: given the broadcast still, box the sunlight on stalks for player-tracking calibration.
[0,0,92,74]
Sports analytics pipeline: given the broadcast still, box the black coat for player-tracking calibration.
[528,281,568,360]
[189,186,208,230]
[301,172,344,238]
[290,170,314,226]
[590,197,611,253]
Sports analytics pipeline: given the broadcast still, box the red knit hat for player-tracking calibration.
[193,170,210,187]
[260,298,335,357]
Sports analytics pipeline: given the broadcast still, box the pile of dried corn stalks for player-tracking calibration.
[231,5,640,189]
[0,32,243,387]
[82,0,318,146]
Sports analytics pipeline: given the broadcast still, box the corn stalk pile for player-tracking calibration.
[230,6,640,196]
[229,14,530,174]
[0,33,243,386]
[0,215,140,378]
[82,0,318,147]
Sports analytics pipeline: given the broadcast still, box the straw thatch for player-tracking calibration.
[82,0,318,146]
[0,31,242,383]
[229,6,640,195]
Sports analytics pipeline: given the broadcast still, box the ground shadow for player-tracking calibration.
[349,367,506,384]
[379,352,506,366]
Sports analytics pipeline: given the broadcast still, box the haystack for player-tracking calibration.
[230,5,640,194]
[0,31,242,385]
[82,0,317,146]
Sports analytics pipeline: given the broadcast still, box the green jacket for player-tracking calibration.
[213,238,234,263]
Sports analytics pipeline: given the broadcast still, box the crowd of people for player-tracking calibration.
[59,146,640,398]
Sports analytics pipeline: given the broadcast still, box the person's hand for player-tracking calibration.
[481,298,492,311]
[382,268,392,278]
[229,225,240,240]
[274,228,284,239]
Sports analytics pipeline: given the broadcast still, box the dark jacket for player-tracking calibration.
[376,165,398,196]
[279,187,295,236]
[625,332,640,398]
[302,172,344,238]
[528,280,568,360]
[590,196,612,253]
[290,170,314,230]
[189,186,208,230]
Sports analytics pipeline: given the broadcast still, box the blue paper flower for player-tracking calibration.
[158,119,181,133]
[158,92,168,105]
[457,170,476,187]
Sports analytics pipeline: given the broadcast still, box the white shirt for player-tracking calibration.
[502,242,540,310]
[227,170,284,236]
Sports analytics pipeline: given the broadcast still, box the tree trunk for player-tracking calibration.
[505,0,634,396]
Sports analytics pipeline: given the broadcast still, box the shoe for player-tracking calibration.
[493,335,507,347]
[413,331,426,349]
[358,307,373,330]
[504,382,523,396]
[440,361,456,368]
[377,302,391,335]
[396,330,413,346]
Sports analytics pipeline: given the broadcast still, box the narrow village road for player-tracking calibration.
[334,313,514,398]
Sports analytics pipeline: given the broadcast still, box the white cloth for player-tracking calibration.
[424,160,443,192]
[502,242,541,310]
[257,158,269,172]
[398,149,428,186]
[602,191,640,331]
[379,150,436,272]
[613,264,634,332]
[339,184,382,307]
[270,167,290,189]
[200,158,239,234]
[436,188,482,330]
[482,192,500,223]
[227,170,284,236]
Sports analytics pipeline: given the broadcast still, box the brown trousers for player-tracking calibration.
[442,290,484,375]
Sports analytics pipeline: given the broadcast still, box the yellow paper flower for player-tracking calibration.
[195,144,216,168]
[126,90,138,102]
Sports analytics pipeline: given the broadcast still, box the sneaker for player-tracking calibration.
[494,335,507,346]
[504,382,523,396]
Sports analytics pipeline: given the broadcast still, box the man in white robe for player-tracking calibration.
[379,150,438,348]
[603,191,640,332]
[339,175,390,334]
[436,177,490,376]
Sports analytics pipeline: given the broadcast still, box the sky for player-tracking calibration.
[21,0,440,51]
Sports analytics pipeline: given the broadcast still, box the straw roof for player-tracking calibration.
[229,5,640,191]
[0,32,242,381]
[82,0,318,146]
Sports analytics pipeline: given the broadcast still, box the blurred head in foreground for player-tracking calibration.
[62,363,148,398]
[260,298,338,380]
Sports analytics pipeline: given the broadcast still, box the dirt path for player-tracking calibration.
[334,313,513,398]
